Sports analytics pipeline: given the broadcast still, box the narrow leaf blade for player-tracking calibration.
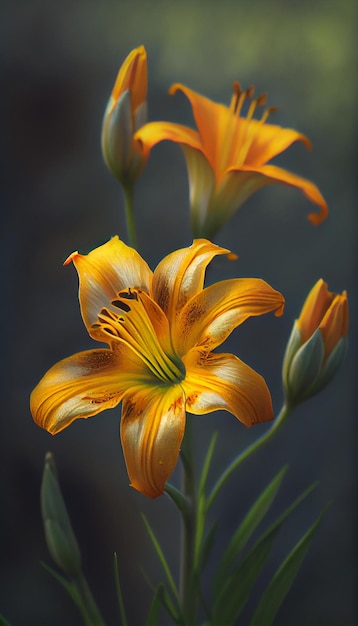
[142,514,181,618]
[212,482,318,625]
[145,584,164,626]
[212,526,280,625]
[250,508,327,626]
[214,467,288,589]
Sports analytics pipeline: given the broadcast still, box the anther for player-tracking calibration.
[246,85,255,99]
[257,93,268,107]
[118,289,139,300]
[112,300,131,312]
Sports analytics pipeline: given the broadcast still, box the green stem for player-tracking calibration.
[122,184,137,249]
[179,416,197,626]
[72,571,105,626]
[206,403,291,512]
[113,553,128,626]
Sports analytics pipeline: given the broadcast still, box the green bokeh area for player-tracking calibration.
[1,1,356,625]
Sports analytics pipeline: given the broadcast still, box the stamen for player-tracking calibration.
[118,289,138,300]
[92,289,185,384]
[112,300,131,312]
[260,106,278,125]
[257,92,268,107]
[246,85,255,99]
[230,81,248,117]
[229,81,241,112]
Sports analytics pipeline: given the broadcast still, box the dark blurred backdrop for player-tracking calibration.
[1,1,357,624]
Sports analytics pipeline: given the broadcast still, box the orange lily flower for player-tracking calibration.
[30,237,284,498]
[102,46,148,186]
[283,279,348,405]
[135,83,328,238]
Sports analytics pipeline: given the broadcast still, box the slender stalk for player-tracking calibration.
[179,415,198,626]
[113,553,128,626]
[206,403,291,512]
[122,184,137,249]
[72,571,105,626]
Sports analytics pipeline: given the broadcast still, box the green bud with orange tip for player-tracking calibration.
[283,279,348,406]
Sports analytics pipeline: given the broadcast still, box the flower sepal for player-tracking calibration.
[314,335,348,394]
[102,89,147,186]
[285,325,325,405]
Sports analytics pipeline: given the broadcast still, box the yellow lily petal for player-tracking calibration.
[169,83,228,172]
[135,121,202,160]
[233,164,328,225]
[120,385,186,498]
[296,279,348,357]
[243,120,312,167]
[200,169,264,238]
[320,292,348,358]
[297,279,333,343]
[30,347,151,435]
[111,45,147,114]
[180,146,216,237]
[182,352,273,427]
[64,236,152,331]
[175,278,284,356]
[152,239,229,325]
[135,81,328,236]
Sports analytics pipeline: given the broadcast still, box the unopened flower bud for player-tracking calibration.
[102,46,148,187]
[41,452,81,577]
[283,279,348,406]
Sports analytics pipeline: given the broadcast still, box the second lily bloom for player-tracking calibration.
[136,81,328,238]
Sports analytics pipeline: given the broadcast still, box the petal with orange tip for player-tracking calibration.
[135,120,202,160]
[112,46,147,112]
[65,236,152,331]
[120,384,186,498]
[30,347,151,435]
[174,277,285,356]
[320,291,349,358]
[243,120,312,167]
[182,352,274,427]
[227,164,328,225]
[152,239,229,325]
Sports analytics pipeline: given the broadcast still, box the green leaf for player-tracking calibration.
[141,514,181,620]
[0,614,12,626]
[211,525,280,625]
[145,584,164,626]
[194,433,218,572]
[141,575,180,625]
[41,561,79,602]
[198,432,218,500]
[198,521,218,573]
[165,483,190,521]
[214,467,288,590]
[211,481,318,625]
[250,508,327,626]
[41,562,95,626]
[113,552,128,626]
[41,561,105,626]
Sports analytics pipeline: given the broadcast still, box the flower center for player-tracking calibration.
[92,288,186,384]
[229,81,278,166]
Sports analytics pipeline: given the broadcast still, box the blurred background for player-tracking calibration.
[1,0,356,624]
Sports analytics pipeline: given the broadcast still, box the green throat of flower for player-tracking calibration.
[92,288,186,384]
